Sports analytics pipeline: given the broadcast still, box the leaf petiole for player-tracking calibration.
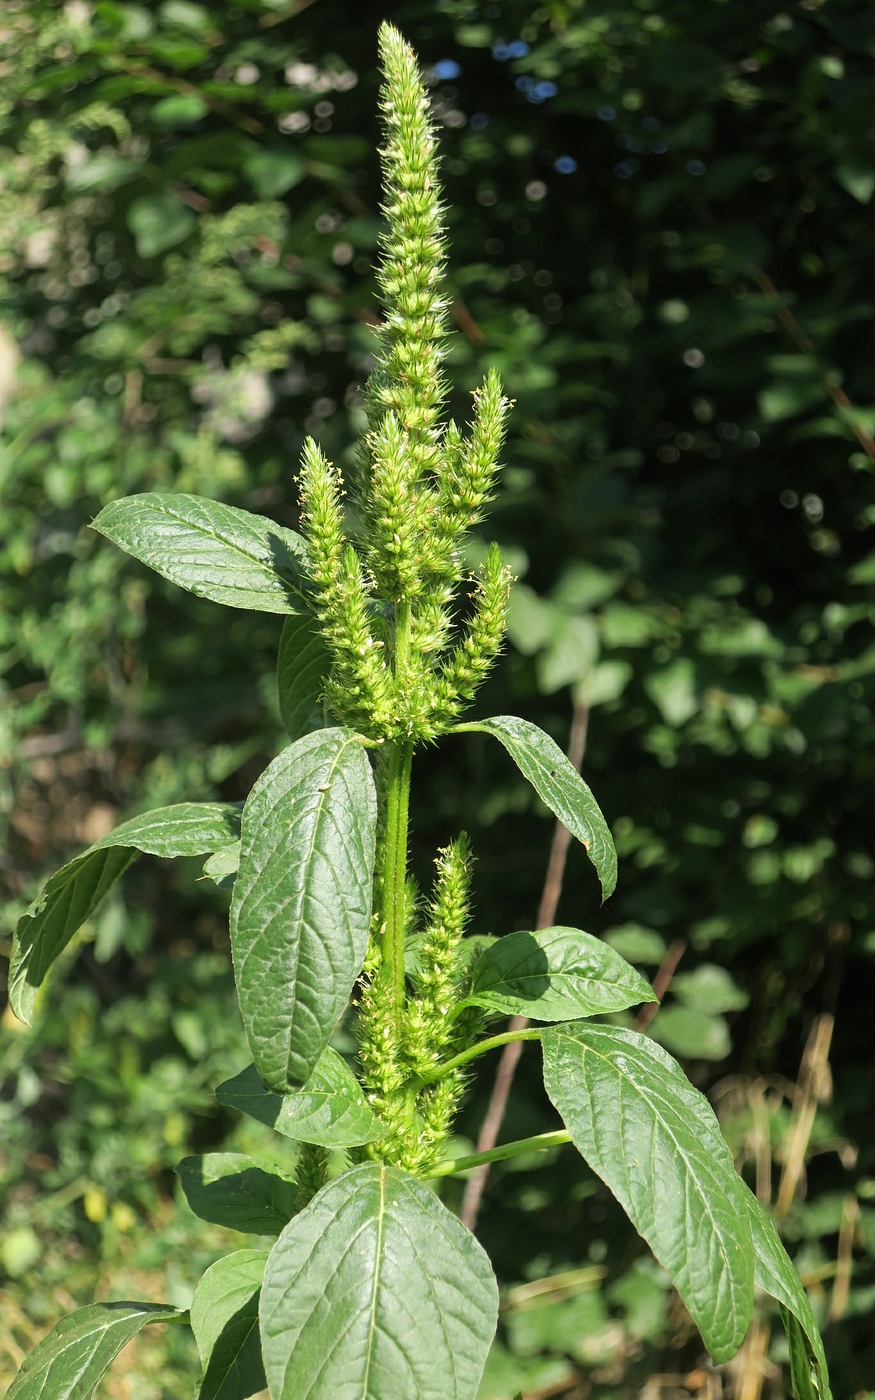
[426,1129,572,1178]
[414,1027,543,1085]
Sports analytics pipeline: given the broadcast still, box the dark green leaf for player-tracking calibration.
[176,1153,298,1234]
[215,1048,385,1147]
[5,1303,184,1400]
[541,1023,753,1362]
[466,926,655,1021]
[10,803,242,1023]
[260,1163,498,1400]
[464,716,617,899]
[191,1250,269,1400]
[276,615,331,742]
[230,728,377,1089]
[92,494,311,614]
[743,1191,831,1400]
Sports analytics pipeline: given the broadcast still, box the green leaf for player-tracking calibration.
[276,615,331,742]
[464,716,617,898]
[92,493,311,614]
[260,1163,498,1400]
[466,926,655,1021]
[215,1048,385,1147]
[743,1191,831,1400]
[152,94,209,126]
[244,151,306,199]
[176,1153,298,1234]
[649,1006,732,1061]
[203,841,241,890]
[191,1251,269,1400]
[5,1302,185,1400]
[230,729,377,1089]
[10,803,242,1023]
[127,194,197,257]
[541,1023,753,1361]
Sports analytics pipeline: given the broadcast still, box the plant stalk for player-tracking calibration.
[381,738,413,1024]
[380,598,415,1023]
[426,1130,571,1178]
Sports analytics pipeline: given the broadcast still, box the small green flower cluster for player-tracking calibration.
[297,25,512,744]
[357,838,482,1173]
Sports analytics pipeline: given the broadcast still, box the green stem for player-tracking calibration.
[381,739,413,1021]
[415,1028,542,1085]
[426,1130,572,1179]
[380,598,415,1023]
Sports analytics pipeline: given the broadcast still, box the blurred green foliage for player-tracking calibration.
[3,0,875,1394]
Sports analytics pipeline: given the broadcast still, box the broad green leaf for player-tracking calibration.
[127,194,197,257]
[92,493,311,613]
[541,1023,753,1362]
[230,728,377,1089]
[191,1250,269,1400]
[649,1005,732,1061]
[464,716,617,899]
[203,841,241,891]
[5,1302,184,1400]
[176,1153,298,1234]
[466,926,655,1021]
[260,1163,498,1400]
[276,614,331,742]
[215,1047,385,1147]
[10,803,242,1024]
[743,1191,831,1400]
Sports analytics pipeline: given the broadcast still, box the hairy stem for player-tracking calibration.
[426,1130,572,1179]
[415,1028,542,1084]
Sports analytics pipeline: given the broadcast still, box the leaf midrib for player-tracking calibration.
[552,1027,748,1342]
[142,496,303,584]
[360,1166,387,1400]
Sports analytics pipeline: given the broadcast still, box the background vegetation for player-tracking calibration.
[2,0,875,1395]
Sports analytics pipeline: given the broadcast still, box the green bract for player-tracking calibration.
[8,22,830,1400]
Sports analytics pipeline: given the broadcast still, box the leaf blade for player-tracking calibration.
[260,1163,498,1400]
[276,614,332,741]
[176,1153,298,1234]
[10,802,242,1023]
[541,1022,753,1361]
[216,1048,385,1147]
[5,1303,184,1400]
[467,926,656,1021]
[229,728,378,1089]
[191,1251,269,1400]
[93,493,311,614]
[464,716,617,898]
[743,1190,831,1400]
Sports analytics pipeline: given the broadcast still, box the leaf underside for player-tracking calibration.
[468,716,617,899]
[541,1022,754,1362]
[743,1190,831,1400]
[260,1163,498,1400]
[215,1048,385,1147]
[229,728,378,1090]
[10,802,242,1024]
[276,614,332,741]
[93,492,311,613]
[467,925,656,1021]
[5,1302,184,1400]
